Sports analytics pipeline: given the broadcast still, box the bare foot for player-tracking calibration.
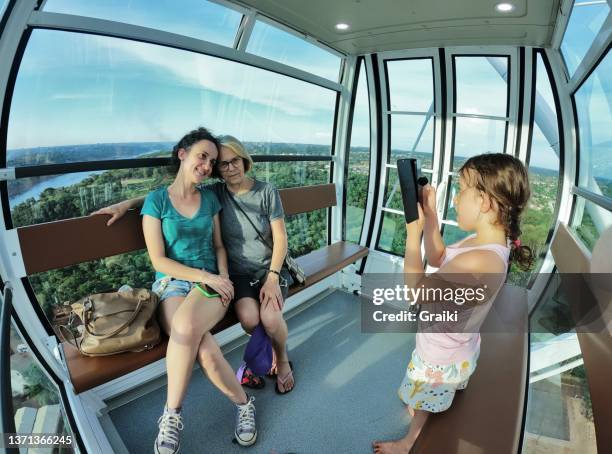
[372,438,412,454]
[407,405,415,418]
[276,360,294,393]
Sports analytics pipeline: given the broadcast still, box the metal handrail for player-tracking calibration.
[0,285,17,440]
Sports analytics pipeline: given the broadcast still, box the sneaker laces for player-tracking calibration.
[157,412,184,449]
[236,396,256,435]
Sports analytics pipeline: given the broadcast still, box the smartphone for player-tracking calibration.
[194,283,220,298]
[397,158,427,224]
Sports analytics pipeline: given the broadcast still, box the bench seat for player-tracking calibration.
[413,284,528,453]
[63,240,368,393]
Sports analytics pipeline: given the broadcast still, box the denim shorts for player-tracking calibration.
[152,277,195,302]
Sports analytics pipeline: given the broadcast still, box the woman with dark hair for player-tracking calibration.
[95,132,296,395]
[102,128,257,453]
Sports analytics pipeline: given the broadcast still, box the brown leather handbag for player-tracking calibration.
[61,288,161,356]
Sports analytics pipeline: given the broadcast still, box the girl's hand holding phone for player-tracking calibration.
[420,184,437,219]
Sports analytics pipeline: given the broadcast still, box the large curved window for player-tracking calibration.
[42,0,243,47]
[575,51,611,198]
[560,0,610,77]
[521,52,562,275]
[7,30,336,226]
[377,57,436,256]
[344,61,371,243]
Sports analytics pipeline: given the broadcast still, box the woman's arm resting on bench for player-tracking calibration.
[91,196,146,226]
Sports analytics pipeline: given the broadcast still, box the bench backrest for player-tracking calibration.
[550,223,612,454]
[17,183,336,275]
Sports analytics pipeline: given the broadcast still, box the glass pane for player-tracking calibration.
[383,168,403,211]
[7,30,336,164]
[442,223,470,245]
[9,167,172,228]
[345,63,371,243]
[377,211,408,256]
[43,0,242,47]
[525,272,597,453]
[455,56,508,117]
[452,117,506,170]
[29,250,154,330]
[445,177,460,222]
[286,209,327,257]
[575,52,612,199]
[1,0,8,19]
[390,115,434,167]
[251,161,330,189]
[8,322,75,448]
[561,1,610,77]
[522,54,561,277]
[571,197,611,252]
[246,20,341,81]
[387,59,434,112]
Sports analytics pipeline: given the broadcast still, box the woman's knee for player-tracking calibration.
[170,312,205,343]
[260,309,284,334]
[236,298,260,333]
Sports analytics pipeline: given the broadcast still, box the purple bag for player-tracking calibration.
[237,323,273,377]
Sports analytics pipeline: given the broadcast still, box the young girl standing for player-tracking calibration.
[373,153,533,454]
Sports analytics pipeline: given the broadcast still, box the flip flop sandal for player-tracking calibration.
[275,361,294,395]
[240,366,265,389]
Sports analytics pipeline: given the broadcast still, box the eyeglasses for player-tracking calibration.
[217,157,242,171]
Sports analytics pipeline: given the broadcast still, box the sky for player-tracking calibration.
[4,0,610,173]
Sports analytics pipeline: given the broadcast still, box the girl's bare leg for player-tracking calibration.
[372,409,429,454]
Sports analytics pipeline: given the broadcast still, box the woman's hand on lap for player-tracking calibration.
[260,273,283,311]
[201,273,234,305]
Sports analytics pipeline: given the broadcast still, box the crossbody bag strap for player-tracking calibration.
[225,185,273,250]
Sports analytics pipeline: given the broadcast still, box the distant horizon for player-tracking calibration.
[8,139,612,173]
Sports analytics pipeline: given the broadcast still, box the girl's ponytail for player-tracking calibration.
[460,153,534,271]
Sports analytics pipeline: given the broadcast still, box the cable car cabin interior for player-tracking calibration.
[0,0,610,453]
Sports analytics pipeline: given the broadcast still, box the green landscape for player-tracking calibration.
[7,142,609,328]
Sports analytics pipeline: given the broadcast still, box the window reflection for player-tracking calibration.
[571,197,611,251]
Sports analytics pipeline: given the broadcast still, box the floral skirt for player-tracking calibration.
[397,349,479,413]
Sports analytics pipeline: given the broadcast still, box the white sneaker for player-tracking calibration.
[154,407,183,454]
[235,396,257,446]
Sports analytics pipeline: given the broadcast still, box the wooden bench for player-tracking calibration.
[413,284,528,453]
[16,183,368,393]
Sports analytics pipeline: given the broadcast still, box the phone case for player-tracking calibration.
[397,158,420,224]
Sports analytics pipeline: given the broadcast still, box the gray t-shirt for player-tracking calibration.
[206,180,290,279]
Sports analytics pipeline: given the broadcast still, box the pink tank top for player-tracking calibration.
[415,234,510,365]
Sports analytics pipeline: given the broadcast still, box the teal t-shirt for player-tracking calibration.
[141,187,221,280]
